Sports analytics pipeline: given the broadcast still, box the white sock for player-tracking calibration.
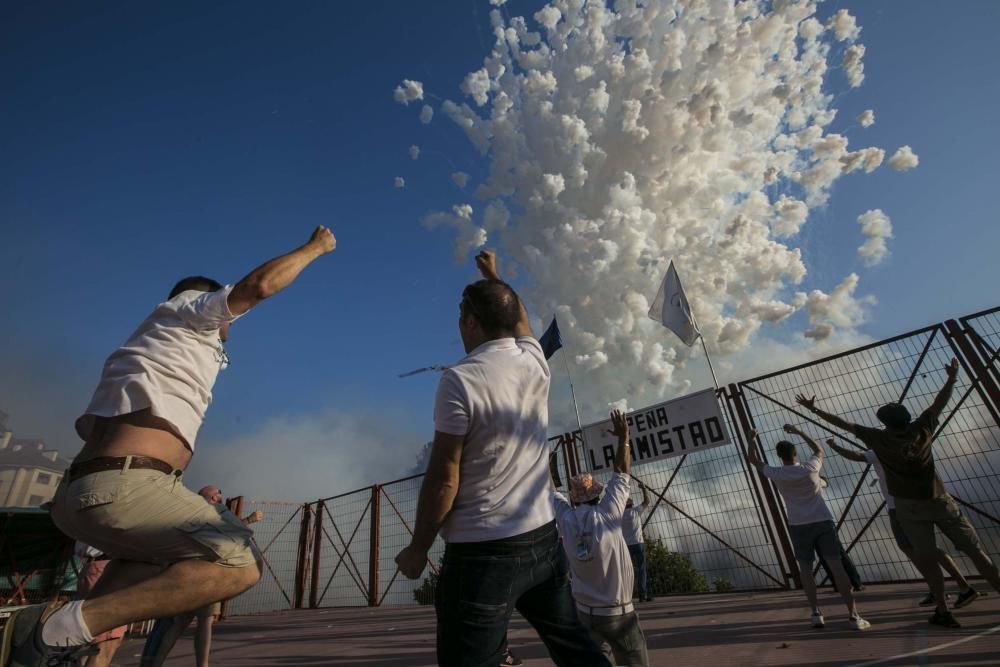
[40,600,94,647]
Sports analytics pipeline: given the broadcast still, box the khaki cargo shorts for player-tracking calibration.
[893,493,983,559]
[49,459,259,569]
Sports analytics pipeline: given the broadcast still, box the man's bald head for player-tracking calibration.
[199,485,223,505]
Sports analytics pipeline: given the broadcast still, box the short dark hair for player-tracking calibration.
[775,440,797,463]
[460,279,521,338]
[168,276,223,300]
[876,403,911,430]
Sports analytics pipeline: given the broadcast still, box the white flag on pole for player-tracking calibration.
[648,260,700,346]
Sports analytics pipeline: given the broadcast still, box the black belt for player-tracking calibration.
[67,456,175,482]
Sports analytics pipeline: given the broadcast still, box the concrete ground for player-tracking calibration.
[113,583,1000,666]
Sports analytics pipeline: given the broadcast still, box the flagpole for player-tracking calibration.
[691,312,720,391]
[560,330,591,474]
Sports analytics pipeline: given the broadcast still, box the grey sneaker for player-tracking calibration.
[8,603,95,667]
[954,588,980,609]
[848,616,872,631]
[811,611,825,628]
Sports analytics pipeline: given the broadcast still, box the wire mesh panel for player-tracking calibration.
[226,500,303,616]
[565,395,788,592]
[739,324,1000,585]
[312,488,373,608]
[376,475,445,607]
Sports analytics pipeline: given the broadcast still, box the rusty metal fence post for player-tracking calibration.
[369,485,381,606]
[945,318,1000,427]
[294,503,314,609]
[727,385,800,589]
[309,501,324,608]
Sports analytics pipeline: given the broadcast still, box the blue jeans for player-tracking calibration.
[435,521,610,667]
[140,618,173,661]
[627,544,648,600]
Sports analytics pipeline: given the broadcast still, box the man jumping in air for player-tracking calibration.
[7,226,336,667]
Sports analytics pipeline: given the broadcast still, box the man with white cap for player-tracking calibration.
[553,410,649,667]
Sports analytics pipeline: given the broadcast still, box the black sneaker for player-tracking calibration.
[8,603,95,667]
[954,588,980,609]
[500,648,523,666]
[919,592,952,607]
[928,609,961,629]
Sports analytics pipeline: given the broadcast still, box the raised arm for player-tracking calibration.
[227,226,336,316]
[475,250,532,337]
[826,438,868,463]
[795,394,862,434]
[639,480,651,508]
[395,431,463,579]
[784,423,822,459]
[609,409,632,475]
[927,358,960,420]
[744,428,764,471]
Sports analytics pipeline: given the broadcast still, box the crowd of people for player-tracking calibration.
[3,228,999,667]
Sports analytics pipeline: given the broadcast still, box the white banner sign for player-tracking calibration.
[573,388,731,472]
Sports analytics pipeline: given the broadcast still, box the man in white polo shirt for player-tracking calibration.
[554,410,649,667]
[395,250,609,667]
[8,226,335,667]
[622,481,652,603]
[746,424,871,631]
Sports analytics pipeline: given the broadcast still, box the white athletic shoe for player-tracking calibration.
[849,616,871,631]
[811,611,825,628]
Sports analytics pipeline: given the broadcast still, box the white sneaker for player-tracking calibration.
[849,616,871,631]
[811,611,825,628]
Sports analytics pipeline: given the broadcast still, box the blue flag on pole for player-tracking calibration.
[538,317,563,360]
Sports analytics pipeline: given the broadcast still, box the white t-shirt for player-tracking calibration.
[434,337,554,543]
[862,449,895,509]
[621,504,647,545]
[76,287,242,450]
[553,473,634,609]
[763,455,834,525]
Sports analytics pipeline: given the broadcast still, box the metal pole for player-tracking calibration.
[699,334,720,390]
[310,502,324,608]
[562,350,591,472]
[369,485,381,607]
[294,503,313,609]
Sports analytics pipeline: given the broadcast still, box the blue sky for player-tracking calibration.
[2,1,998,497]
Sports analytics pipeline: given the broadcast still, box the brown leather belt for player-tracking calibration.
[67,456,176,482]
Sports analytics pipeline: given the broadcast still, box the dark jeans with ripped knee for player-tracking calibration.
[435,521,610,667]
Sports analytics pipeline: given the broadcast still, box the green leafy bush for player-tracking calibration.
[644,539,709,595]
[413,565,439,605]
[712,576,734,593]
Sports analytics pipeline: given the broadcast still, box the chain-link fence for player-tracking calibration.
[124,307,1000,615]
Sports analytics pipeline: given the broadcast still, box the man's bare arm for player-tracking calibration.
[475,250,532,337]
[827,439,868,463]
[609,409,632,475]
[409,431,464,553]
[640,480,651,508]
[744,429,764,471]
[927,358,960,419]
[228,226,336,316]
[795,394,862,434]
[784,423,822,459]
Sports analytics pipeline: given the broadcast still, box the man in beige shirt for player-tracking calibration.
[7,226,335,667]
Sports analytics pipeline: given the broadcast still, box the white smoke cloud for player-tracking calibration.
[393,79,424,105]
[843,44,866,87]
[451,171,469,188]
[419,105,434,124]
[423,204,485,261]
[857,110,875,128]
[394,176,405,188]
[857,209,893,266]
[192,408,424,501]
[888,145,920,171]
[409,145,420,160]
[828,9,861,42]
[400,1,910,420]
